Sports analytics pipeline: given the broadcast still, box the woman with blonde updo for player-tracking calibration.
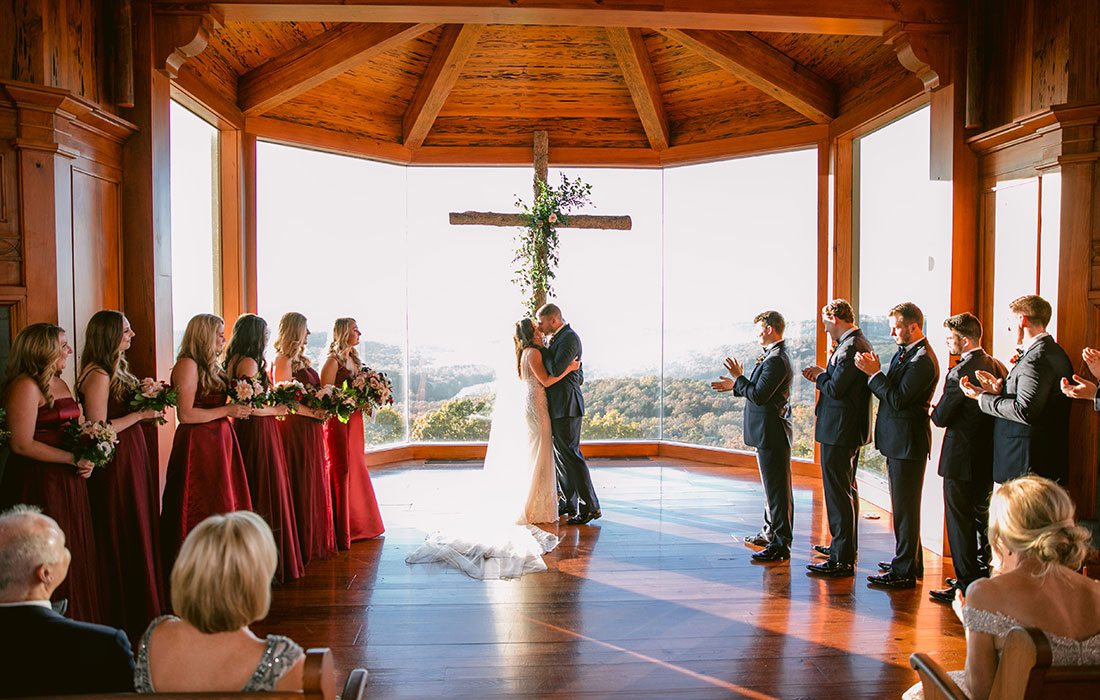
[134,511,318,692]
[160,314,253,576]
[273,312,335,563]
[0,323,101,621]
[903,475,1100,700]
[320,317,384,549]
[78,310,166,637]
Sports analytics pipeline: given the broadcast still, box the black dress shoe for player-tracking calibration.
[806,561,854,577]
[867,572,917,589]
[878,561,892,572]
[812,544,831,557]
[752,543,791,562]
[743,533,770,547]
[945,577,957,588]
[567,510,601,526]
[929,587,956,604]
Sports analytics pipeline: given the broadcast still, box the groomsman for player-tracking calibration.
[712,310,794,562]
[927,313,1005,603]
[802,299,872,578]
[854,302,939,589]
[960,295,1073,484]
[1061,346,1100,412]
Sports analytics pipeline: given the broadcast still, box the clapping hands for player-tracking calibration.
[1062,374,1098,400]
[710,357,743,392]
[802,365,824,382]
[854,351,880,376]
[960,370,1002,400]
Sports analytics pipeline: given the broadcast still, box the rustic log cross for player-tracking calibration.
[448,131,632,308]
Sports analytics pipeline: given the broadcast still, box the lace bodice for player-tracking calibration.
[962,606,1100,666]
[134,615,304,692]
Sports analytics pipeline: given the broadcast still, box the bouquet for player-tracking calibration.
[310,384,357,424]
[346,366,395,417]
[62,419,119,469]
[0,407,10,447]
[229,376,269,408]
[269,380,308,413]
[129,378,178,425]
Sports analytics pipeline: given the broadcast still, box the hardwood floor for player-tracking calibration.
[255,458,967,698]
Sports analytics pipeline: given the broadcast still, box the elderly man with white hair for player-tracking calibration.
[0,504,134,697]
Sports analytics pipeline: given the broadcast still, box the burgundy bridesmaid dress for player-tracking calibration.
[277,367,335,565]
[87,393,164,640]
[323,366,385,549]
[159,389,252,576]
[0,397,102,622]
[232,378,304,583]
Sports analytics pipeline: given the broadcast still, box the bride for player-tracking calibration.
[404,318,581,579]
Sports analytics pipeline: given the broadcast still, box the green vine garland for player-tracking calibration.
[513,174,593,316]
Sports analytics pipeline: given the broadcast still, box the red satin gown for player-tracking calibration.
[277,367,335,564]
[232,384,304,583]
[159,388,252,575]
[87,393,164,640]
[323,366,385,549]
[0,397,102,622]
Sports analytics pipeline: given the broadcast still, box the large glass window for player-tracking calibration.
[663,149,819,456]
[855,105,952,480]
[169,101,220,353]
[256,142,408,446]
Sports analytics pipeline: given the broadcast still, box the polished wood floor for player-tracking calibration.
[255,458,967,699]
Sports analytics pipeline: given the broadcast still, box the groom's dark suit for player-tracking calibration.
[544,324,599,515]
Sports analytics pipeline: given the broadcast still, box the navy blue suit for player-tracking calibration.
[0,604,134,696]
[931,348,1006,590]
[732,341,794,547]
[543,324,599,515]
[813,327,873,565]
[867,338,939,579]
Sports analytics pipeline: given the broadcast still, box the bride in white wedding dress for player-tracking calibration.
[405,318,581,579]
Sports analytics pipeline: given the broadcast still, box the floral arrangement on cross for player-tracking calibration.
[512,174,593,316]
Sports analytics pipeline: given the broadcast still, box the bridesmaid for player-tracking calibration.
[0,323,101,622]
[77,311,165,639]
[225,313,303,582]
[273,312,335,565]
[321,317,384,549]
[160,314,253,575]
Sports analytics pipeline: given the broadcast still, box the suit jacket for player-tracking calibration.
[931,349,1006,480]
[867,338,940,461]
[733,340,793,449]
[543,324,584,419]
[0,604,134,697]
[814,328,874,447]
[978,335,1074,483]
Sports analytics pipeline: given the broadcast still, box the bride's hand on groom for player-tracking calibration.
[567,357,581,373]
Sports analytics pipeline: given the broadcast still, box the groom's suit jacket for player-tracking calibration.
[544,324,584,419]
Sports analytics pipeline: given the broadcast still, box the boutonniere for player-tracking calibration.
[756,353,766,364]
[1009,350,1022,365]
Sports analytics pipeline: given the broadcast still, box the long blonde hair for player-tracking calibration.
[328,317,361,368]
[177,314,227,394]
[989,476,1092,576]
[4,323,65,407]
[78,310,139,401]
[274,312,311,373]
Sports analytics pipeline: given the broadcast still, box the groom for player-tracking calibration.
[537,303,601,525]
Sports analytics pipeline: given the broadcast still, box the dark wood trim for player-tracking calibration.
[247,117,414,165]
[402,24,484,150]
[606,27,670,151]
[242,132,258,314]
[170,70,244,130]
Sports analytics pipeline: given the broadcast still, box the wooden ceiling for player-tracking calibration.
[178,6,928,165]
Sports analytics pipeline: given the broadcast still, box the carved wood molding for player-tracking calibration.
[2,80,137,156]
[967,103,1100,160]
[153,4,224,78]
[884,23,954,92]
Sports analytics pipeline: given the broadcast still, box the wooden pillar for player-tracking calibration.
[241,132,258,315]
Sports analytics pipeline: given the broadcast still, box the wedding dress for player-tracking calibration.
[405,347,560,579]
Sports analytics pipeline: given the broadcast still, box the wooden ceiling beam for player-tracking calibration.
[660,28,836,123]
[238,22,438,116]
[402,24,483,150]
[606,27,669,152]
[173,1,960,35]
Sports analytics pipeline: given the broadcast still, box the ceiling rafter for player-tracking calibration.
[605,27,670,151]
[238,22,439,116]
[660,29,837,124]
[402,24,484,150]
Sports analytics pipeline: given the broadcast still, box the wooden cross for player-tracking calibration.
[448,131,632,308]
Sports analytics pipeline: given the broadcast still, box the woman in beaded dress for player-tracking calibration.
[135,511,315,692]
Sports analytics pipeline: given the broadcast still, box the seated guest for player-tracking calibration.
[0,505,134,697]
[903,476,1100,700]
[135,511,310,692]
